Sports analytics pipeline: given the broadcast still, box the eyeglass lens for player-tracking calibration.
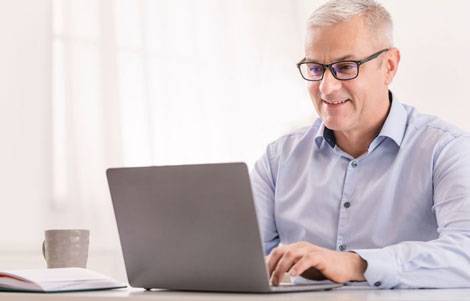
[301,61,358,80]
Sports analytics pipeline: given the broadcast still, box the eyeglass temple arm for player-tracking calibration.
[358,48,390,65]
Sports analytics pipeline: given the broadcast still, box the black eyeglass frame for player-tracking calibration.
[296,48,390,81]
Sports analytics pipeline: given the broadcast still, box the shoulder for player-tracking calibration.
[400,103,470,167]
[403,103,470,147]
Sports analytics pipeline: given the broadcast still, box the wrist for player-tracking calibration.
[348,251,367,281]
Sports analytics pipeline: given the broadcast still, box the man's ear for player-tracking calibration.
[384,48,400,85]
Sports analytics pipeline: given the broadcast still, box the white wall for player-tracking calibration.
[0,0,51,265]
[386,0,470,130]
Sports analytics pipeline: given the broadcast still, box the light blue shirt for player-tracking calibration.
[250,93,470,288]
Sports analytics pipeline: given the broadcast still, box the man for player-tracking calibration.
[251,0,470,289]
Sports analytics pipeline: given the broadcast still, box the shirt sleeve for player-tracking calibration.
[250,144,280,255]
[353,135,470,288]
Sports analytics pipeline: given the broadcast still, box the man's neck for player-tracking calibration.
[334,101,391,158]
[334,126,382,158]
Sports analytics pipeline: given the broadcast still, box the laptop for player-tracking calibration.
[106,162,342,293]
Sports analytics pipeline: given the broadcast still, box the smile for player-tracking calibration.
[322,99,350,105]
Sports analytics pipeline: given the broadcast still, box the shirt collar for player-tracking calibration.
[314,123,335,148]
[314,91,408,148]
[376,91,408,147]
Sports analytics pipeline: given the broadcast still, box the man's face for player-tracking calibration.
[305,16,391,133]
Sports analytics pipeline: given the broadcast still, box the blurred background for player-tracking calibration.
[0,0,469,281]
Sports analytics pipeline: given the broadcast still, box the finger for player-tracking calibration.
[267,247,285,275]
[288,252,325,278]
[265,255,270,265]
[270,250,301,286]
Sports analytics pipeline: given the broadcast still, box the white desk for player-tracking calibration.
[1,287,469,301]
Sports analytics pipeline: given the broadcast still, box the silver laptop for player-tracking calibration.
[106,162,342,293]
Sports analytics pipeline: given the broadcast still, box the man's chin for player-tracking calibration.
[322,119,350,131]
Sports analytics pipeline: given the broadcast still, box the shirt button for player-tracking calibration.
[339,244,346,251]
[374,281,382,287]
[344,202,351,208]
[351,161,358,168]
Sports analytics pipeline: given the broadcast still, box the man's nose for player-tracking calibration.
[319,68,342,96]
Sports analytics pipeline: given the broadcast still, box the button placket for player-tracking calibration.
[336,159,355,254]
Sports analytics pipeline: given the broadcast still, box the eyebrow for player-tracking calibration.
[302,54,357,63]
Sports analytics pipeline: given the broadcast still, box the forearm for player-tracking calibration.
[353,233,470,288]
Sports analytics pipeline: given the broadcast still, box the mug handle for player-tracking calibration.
[42,240,46,260]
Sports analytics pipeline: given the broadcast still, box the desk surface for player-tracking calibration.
[1,287,469,301]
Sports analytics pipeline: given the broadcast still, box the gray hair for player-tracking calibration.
[307,0,394,46]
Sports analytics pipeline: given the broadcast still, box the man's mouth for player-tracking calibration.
[322,99,350,105]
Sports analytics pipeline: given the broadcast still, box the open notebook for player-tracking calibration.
[0,268,126,293]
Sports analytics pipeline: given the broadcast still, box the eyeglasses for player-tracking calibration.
[296,48,389,81]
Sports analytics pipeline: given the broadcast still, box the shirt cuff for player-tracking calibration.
[352,248,400,289]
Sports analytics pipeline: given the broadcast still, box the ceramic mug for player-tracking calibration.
[42,229,90,268]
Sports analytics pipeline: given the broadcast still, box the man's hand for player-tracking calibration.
[266,241,367,285]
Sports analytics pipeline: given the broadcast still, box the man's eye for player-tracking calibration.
[307,64,323,75]
[334,62,356,73]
